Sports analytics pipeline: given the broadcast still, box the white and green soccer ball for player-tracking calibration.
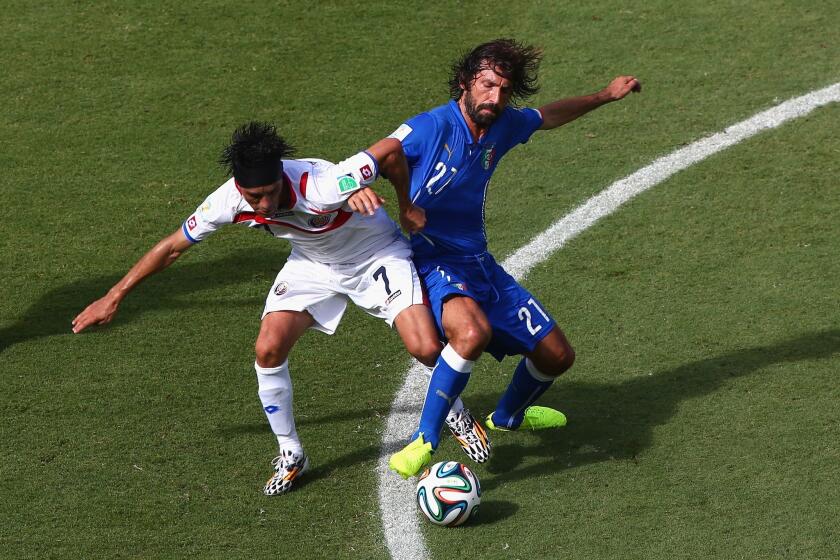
[416,461,481,526]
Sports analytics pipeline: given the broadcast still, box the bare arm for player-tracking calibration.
[71,228,194,333]
[351,137,425,233]
[538,75,641,130]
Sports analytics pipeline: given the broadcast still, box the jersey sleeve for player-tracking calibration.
[506,107,544,146]
[305,151,379,210]
[388,112,437,165]
[181,182,237,243]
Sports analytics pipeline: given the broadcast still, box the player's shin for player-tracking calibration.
[255,361,302,454]
[491,358,555,429]
[420,363,465,420]
[415,345,473,449]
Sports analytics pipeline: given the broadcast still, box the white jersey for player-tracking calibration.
[181,151,402,264]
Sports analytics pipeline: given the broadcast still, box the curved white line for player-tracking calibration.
[378,82,840,560]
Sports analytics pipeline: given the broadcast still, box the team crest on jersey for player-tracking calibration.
[274,281,289,296]
[187,216,197,230]
[481,145,496,170]
[454,282,467,291]
[360,164,373,181]
[308,214,331,228]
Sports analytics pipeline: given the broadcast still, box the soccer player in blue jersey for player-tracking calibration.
[388,39,641,478]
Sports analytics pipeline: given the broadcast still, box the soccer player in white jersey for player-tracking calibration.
[72,121,488,495]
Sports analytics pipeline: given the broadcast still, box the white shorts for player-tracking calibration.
[261,237,424,334]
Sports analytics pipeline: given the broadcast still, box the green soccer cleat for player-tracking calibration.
[389,434,434,479]
[486,405,567,431]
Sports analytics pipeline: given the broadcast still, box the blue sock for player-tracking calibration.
[412,345,473,449]
[492,358,555,429]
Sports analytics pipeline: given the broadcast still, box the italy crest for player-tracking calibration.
[481,145,496,170]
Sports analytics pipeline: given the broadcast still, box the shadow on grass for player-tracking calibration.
[467,499,518,525]
[0,247,288,356]
[217,330,840,484]
[217,401,425,437]
[462,328,840,491]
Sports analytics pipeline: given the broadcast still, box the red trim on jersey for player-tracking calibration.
[283,173,297,208]
[232,170,354,234]
[299,172,308,198]
[232,208,353,234]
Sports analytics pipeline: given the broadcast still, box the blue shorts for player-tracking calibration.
[415,252,556,361]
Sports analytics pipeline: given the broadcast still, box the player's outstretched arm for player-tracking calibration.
[538,75,641,131]
[71,228,194,333]
[365,137,425,233]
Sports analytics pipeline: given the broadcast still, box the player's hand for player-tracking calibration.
[347,187,384,216]
[604,76,641,101]
[72,295,119,333]
[400,203,426,234]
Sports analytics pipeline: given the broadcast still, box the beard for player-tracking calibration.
[463,90,500,127]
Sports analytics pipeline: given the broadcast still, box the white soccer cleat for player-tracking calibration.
[263,448,310,496]
[446,408,491,463]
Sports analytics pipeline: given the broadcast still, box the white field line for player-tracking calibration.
[377,82,840,560]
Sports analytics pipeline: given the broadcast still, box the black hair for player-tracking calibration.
[448,38,543,103]
[219,121,295,177]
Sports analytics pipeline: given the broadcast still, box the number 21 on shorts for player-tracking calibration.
[518,298,550,336]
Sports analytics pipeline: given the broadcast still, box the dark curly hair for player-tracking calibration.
[448,38,543,104]
[219,121,295,176]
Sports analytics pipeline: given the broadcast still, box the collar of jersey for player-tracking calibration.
[280,172,296,210]
[448,100,487,147]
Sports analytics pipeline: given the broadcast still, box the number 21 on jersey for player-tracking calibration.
[518,298,550,336]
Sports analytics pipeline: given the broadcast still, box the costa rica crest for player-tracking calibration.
[308,214,331,228]
[274,281,289,296]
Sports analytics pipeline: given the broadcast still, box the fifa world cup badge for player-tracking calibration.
[481,145,496,170]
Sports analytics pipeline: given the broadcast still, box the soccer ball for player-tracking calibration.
[416,461,481,526]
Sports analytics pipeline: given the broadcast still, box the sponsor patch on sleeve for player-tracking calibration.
[360,163,373,181]
[388,123,413,141]
[187,215,197,230]
[338,174,361,194]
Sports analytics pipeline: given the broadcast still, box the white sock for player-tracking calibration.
[421,363,466,420]
[255,361,303,455]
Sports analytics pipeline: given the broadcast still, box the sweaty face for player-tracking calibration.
[462,66,513,127]
[237,180,284,217]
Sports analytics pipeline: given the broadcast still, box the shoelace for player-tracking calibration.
[270,451,301,471]
[449,413,480,444]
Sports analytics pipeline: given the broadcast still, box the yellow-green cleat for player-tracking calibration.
[486,405,567,431]
[389,434,434,479]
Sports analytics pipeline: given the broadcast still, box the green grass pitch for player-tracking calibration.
[1,1,838,559]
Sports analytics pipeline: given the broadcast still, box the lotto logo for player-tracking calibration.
[187,216,197,230]
[360,164,373,180]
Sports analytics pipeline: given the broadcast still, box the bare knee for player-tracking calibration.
[254,335,289,368]
[532,340,575,377]
[407,339,443,368]
[448,323,492,361]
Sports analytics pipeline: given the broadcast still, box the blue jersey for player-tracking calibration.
[390,100,543,258]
